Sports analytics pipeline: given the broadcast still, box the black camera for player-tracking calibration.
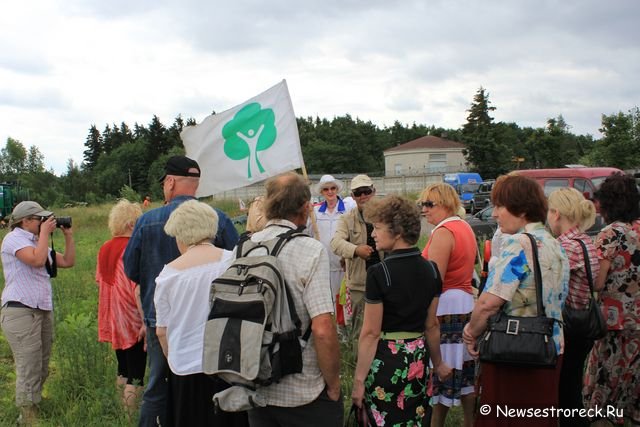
[56,216,72,229]
[38,215,72,228]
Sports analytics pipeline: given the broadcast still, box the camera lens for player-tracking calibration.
[56,216,72,228]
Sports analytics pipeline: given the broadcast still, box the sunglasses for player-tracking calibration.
[322,186,338,192]
[420,200,437,208]
[352,187,373,197]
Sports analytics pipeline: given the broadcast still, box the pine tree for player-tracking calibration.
[461,87,512,178]
[82,125,103,171]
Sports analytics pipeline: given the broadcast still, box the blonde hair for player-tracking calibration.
[164,200,219,245]
[419,182,461,215]
[108,199,143,237]
[548,187,596,231]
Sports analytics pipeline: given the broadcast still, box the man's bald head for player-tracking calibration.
[264,172,310,223]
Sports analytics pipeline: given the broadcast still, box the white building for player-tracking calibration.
[383,135,469,176]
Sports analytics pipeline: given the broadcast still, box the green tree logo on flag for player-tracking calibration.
[222,102,277,178]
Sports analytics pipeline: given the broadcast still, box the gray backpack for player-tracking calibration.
[202,228,311,410]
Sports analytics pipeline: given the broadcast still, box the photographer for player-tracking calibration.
[1,201,75,425]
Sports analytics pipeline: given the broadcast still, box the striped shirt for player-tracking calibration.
[557,227,599,309]
[246,219,335,407]
[1,227,53,310]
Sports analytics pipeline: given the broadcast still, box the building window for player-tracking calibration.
[395,164,402,175]
[428,153,447,172]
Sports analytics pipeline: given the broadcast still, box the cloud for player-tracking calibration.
[0,87,67,109]
[0,0,639,174]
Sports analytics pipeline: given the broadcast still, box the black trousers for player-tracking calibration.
[168,372,249,427]
[558,333,594,427]
[247,388,343,427]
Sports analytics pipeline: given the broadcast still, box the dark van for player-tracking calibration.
[471,180,494,213]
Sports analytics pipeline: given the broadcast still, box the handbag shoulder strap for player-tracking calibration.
[523,232,546,317]
[570,238,596,299]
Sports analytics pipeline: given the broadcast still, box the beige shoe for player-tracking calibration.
[17,405,38,426]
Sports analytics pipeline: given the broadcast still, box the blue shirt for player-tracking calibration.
[123,195,239,326]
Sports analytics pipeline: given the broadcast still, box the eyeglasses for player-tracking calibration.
[352,187,373,197]
[322,186,338,192]
[420,200,437,208]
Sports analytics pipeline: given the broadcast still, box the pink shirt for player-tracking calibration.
[1,227,53,310]
[557,227,600,310]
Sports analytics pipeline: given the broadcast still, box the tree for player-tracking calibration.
[1,137,28,176]
[461,87,512,178]
[166,115,186,152]
[524,116,583,168]
[26,145,45,174]
[147,115,169,154]
[590,108,640,168]
[82,125,103,171]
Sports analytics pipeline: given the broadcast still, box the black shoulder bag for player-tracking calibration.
[478,233,558,367]
[45,233,57,278]
[561,239,606,340]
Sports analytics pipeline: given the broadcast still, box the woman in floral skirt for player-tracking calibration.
[583,172,640,426]
[352,195,452,426]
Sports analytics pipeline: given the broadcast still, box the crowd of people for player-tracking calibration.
[1,155,639,427]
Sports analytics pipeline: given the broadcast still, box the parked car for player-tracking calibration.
[471,180,494,213]
[465,205,497,240]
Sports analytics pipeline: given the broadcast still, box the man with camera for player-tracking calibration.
[1,201,75,425]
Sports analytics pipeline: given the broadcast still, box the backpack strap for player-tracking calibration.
[234,232,253,259]
[261,227,313,342]
[271,227,308,257]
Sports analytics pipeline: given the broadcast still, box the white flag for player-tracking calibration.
[181,80,304,197]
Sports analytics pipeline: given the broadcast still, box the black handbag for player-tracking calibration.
[478,233,558,368]
[345,403,374,427]
[561,239,607,340]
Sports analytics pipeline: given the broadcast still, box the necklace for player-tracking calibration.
[187,242,215,251]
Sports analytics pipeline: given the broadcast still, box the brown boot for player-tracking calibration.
[17,405,38,426]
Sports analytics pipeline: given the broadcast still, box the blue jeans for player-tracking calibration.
[139,327,170,427]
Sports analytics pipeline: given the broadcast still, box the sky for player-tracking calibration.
[1,0,638,175]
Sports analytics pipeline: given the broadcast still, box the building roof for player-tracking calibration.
[384,135,465,153]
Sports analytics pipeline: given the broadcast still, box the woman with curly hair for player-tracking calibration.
[583,172,640,426]
[419,182,478,427]
[351,195,451,426]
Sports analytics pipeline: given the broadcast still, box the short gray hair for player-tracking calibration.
[164,200,219,246]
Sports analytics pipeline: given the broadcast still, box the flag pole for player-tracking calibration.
[299,163,320,241]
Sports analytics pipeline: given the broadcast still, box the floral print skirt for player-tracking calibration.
[365,336,429,427]
[583,329,640,424]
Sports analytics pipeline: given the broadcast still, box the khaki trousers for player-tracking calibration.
[1,306,54,407]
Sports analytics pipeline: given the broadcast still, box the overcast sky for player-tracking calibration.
[1,0,638,175]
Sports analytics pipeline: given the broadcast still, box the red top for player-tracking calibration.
[422,219,477,294]
[96,236,143,350]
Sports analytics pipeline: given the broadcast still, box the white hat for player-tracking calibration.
[314,175,344,195]
[350,174,373,190]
